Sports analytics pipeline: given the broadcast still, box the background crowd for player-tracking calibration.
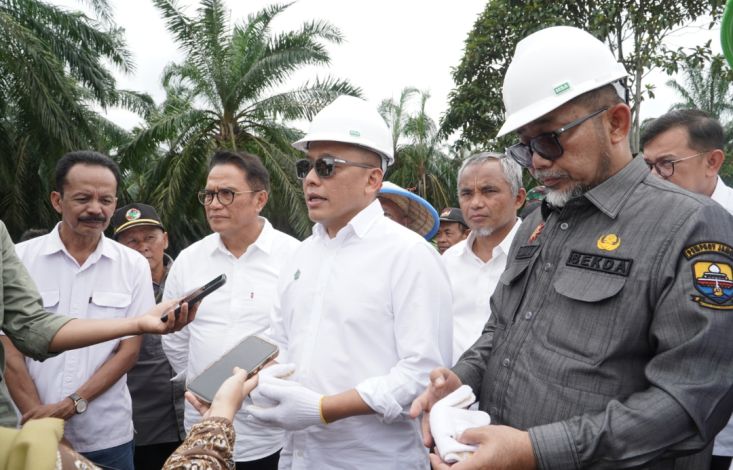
[3,1,733,470]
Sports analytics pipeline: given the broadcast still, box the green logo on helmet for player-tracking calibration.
[553,82,570,95]
[349,130,361,137]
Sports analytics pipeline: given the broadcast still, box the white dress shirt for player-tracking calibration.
[162,218,299,462]
[14,224,154,452]
[442,220,520,365]
[711,176,733,457]
[267,199,452,470]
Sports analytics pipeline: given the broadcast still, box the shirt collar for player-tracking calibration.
[41,222,116,262]
[208,217,275,256]
[711,175,731,202]
[583,155,648,218]
[313,199,382,241]
[542,155,648,220]
[463,218,520,261]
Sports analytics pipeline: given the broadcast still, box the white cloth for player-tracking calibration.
[429,385,491,464]
[162,218,299,462]
[14,224,154,452]
[711,176,733,457]
[442,220,520,364]
[267,199,452,470]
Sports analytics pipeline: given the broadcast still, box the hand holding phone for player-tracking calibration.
[187,335,279,403]
[161,274,227,322]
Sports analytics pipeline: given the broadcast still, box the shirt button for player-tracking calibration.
[489,406,499,415]
[560,222,569,230]
[502,358,511,368]
[524,311,533,320]
[543,263,553,272]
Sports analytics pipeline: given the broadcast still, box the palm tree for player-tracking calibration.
[666,55,733,120]
[380,89,458,211]
[0,0,150,238]
[120,1,360,246]
[666,55,733,184]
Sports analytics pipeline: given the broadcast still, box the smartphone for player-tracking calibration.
[161,274,227,322]
[187,335,279,403]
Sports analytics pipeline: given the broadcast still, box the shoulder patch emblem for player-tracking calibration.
[125,208,141,221]
[691,261,733,309]
[597,234,620,251]
[683,241,733,260]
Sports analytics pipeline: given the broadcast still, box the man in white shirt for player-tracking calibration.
[443,152,526,365]
[162,150,299,469]
[2,150,154,470]
[247,95,452,469]
[642,109,733,216]
[641,109,733,470]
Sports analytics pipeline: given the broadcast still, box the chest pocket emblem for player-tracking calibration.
[597,233,620,251]
[692,261,733,308]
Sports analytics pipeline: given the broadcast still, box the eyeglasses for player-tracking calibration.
[643,151,706,178]
[197,188,259,206]
[506,107,609,168]
[295,156,378,180]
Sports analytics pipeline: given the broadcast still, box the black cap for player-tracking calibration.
[439,207,467,228]
[111,203,164,238]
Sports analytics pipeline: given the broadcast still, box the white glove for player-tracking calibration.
[430,385,491,464]
[246,376,324,431]
[250,363,296,408]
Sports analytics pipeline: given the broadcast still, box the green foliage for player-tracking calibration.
[380,88,460,211]
[120,0,360,252]
[0,0,149,239]
[442,0,724,153]
[665,55,733,185]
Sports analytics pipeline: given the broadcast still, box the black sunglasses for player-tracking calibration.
[296,156,377,180]
[505,107,608,168]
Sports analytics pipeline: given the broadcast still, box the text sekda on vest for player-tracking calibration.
[566,250,632,277]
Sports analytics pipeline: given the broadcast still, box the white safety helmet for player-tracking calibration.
[496,26,628,138]
[293,95,394,171]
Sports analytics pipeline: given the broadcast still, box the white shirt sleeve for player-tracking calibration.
[161,257,190,378]
[355,242,453,422]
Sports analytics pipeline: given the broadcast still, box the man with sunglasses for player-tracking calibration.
[161,150,299,469]
[641,110,733,470]
[248,95,452,469]
[412,26,733,470]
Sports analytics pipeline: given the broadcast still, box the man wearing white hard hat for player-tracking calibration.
[378,181,440,240]
[249,95,452,469]
[412,26,733,469]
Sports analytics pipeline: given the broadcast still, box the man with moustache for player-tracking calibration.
[112,203,184,470]
[412,26,733,469]
[247,95,452,469]
[2,151,155,470]
[162,150,299,469]
[442,152,525,364]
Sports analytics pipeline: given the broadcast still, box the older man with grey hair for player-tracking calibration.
[442,152,525,364]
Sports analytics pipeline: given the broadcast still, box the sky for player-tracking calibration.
[51,0,722,139]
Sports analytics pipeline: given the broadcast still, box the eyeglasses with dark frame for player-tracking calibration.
[296,156,378,180]
[505,107,609,168]
[197,188,259,206]
[643,151,706,178]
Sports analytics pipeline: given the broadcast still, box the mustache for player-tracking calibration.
[78,215,107,223]
[531,169,569,181]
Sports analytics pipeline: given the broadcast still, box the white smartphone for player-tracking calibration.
[187,335,279,403]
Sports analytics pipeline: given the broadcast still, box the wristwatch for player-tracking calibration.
[68,392,88,414]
